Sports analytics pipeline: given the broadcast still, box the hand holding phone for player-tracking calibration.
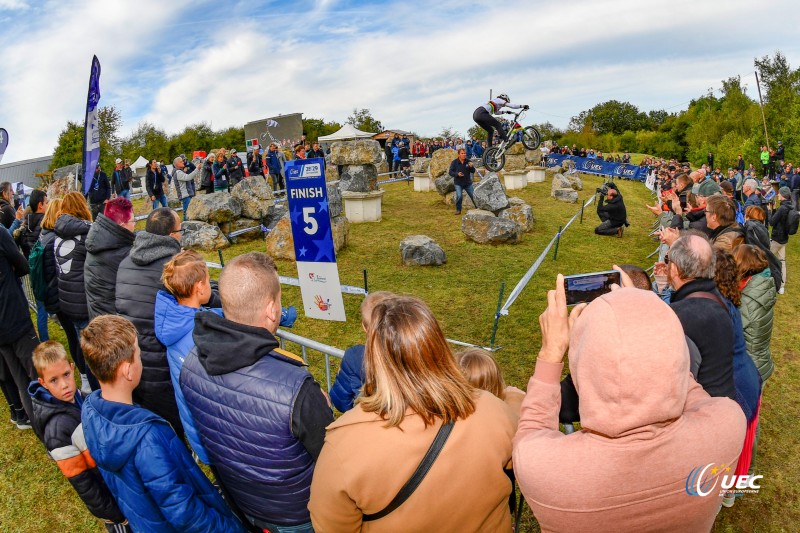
[563,270,621,306]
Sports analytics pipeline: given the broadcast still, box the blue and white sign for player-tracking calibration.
[82,55,101,195]
[545,153,647,181]
[0,128,8,164]
[284,158,346,322]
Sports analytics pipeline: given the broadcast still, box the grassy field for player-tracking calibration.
[1,171,797,531]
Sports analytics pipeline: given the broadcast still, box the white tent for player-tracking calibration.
[318,124,375,142]
[130,155,150,177]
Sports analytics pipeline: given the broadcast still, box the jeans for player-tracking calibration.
[247,516,314,533]
[118,189,130,199]
[181,196,192,220]
[152,194,168,209]
[454,183,475,213]
[770,240,787,287]
[36,300,49,341]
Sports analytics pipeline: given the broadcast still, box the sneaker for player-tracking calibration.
[617,226,624,238]
[779,287,785,295]
[80,373,92,395]
[14,410,31,430]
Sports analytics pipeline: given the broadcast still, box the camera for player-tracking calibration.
[596,185,609,195]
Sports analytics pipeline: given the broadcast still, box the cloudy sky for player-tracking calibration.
[1,0,799,163]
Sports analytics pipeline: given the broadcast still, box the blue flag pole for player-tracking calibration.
[81,56,102,195]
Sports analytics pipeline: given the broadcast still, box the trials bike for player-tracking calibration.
[481,109,541,172]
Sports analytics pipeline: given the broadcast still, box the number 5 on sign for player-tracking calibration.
[302,207,318,235]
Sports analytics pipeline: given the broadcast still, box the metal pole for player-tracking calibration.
[218,249,225,267]
[553,225,563,260]
[489,282,505,348]
[579,201,585,224]
[363,269,368,296]
[755,71,771,151]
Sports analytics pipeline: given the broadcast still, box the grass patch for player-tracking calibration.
[1,174,797,531]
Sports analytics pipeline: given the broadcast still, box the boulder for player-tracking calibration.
[461,209,522,244]
[400,235,447,266]
[566,175,583,191]
[46,167,80,199]
[180,220,230,251]
[186,192,241,223]
[327,181,343,218]
[553,188,579,203]
[428,148,457,178]
[506,143,525,155]
[339,164,378,192]
[325,164,339,181]
[473,175,509,212]
[330,139,383,165]
[166,194,182,210]
[228,218,264,243]
[551,173,572,194]
[264,216,295,260]
[525,150,543,165]
[444,191,476,210]
[264,203,288,229]
[377,159,390,175]
[412,158,431,173]
[508,196,526,206]
[231,176,275,220]
[561,159,576,172]
[504,154,527,171]
[434,175,455,196]
[499,203,535,232]
[330,215,349,252]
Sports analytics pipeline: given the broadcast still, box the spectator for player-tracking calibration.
[770,187,793,292]
[226,148,245,188]
[85,197,135,321]
[294,143,306,160]
[0,181,17,228]
[18,189,48,342]
[329,291,395,413]
[172,156,199,220]
[115,207,185,439]
[513,279,745,531]
[455,348,525,425]
[79,315,245,533]
[448,148,476,215]
[310,295,515,531]
[110,158,128,200]
[154,250,219,465]
[594,185,627,237]
[27,341,129,530]
[742,205,783,292]
[145,159,168,209]
[0,217,39,428]
[706,194,745,252]
[667,234,736,399]
[307,142,324,159]
[212,152,229,192]
[180,252,332,532]
[54,192,94,392]
[266,143,287,194]
[86,165,111,221]
[200,153,215,194]
[397,142,410,174]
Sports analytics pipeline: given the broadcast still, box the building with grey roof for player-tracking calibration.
[0,155,53,188]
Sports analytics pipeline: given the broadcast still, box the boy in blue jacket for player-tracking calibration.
[80,315,245,533]
[28,341,130,532]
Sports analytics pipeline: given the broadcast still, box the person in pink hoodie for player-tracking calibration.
[513,276,746,533]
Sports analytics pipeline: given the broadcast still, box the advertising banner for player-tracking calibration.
[284,157,346,321]
[545,153,647,181]
[0,128,8,164]
[82,55,102,194]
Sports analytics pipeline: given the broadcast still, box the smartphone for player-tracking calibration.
[563,270,621,306]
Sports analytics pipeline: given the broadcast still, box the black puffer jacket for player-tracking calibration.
[770,200,793,245]
[0,198,15,228]
[39,228,60,313]
[54,215,92,321]
[19,211,44,258]
[85,214,134,320]
[115,231,183,432]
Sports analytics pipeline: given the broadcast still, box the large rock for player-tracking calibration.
[500,203,535,232]
[331,215,349,252]
[265,216,295,260]
[47,165,81,199]
[525,150,543,165]
[330,139,383,165]
[180,220,230,251]
[264,203,288,229]
[461,209,522,244]
[566,175,583,191]
[231,176,274,220]
[444,191,475,210]
[400,235,447,266]
[325,164,339,181]
[506,143,525,155]
[228,218,264,243]
[553,188,579,203]
[508,196,526,206]
[429,148,457,178]
[186,192,241,223]
[473,175,509,212]
[340,164,378,192]
[412,158,431,173]
[327,181,343,218]
[551,173,572,194]
[434,175,455,196]
[504,154,527,171]
[562,159,576,172]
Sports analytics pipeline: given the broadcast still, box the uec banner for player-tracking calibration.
[284,158,346,322]
[545,153,646,181]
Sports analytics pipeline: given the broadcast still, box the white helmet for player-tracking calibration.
[497,93,510,102]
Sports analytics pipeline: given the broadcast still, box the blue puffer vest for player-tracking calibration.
[179,312,315,526]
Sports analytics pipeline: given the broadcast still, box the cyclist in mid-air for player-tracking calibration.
[472,93,528,147]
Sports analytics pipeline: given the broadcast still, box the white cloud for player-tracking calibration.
[0,0,29,10]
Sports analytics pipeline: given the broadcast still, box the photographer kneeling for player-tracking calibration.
[594,183,628,237]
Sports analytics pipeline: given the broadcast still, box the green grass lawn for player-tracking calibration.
[1,173,797,531]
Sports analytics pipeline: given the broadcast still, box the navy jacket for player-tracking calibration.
[39,228,61,313]
[81,392,244,532]
[84,214,134,320]
[86,172,111,205]
[54,214,92,321]
[0,228,34,342]
[329,344,365,412]
[448,158,476,187]
[180,312,332,526]
[28,383,125,523]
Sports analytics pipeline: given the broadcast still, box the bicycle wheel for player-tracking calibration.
[483,147,505,172]
[521,126,541,150]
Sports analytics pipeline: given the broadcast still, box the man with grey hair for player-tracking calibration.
[172,156,199,220]
[180,252,332,532]
[668,234,735,399]
[742,178,764,209]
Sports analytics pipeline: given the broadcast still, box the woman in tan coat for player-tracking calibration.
[309,296,516,532]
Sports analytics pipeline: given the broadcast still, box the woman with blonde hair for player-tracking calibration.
[310,296,515,531]
[456,348,525,426]
[53,191,94,391]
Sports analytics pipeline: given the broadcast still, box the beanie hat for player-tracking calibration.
[779,186,791,199]
[697,180,721,197]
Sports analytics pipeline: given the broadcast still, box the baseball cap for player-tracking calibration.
[115,158,122,164]
[697,180,721,197]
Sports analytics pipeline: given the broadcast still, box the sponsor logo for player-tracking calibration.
[314,294,332,311]
[582,161,604,172]
[685,463,763,498]
[308,273,327,283]
[614,165,637,176]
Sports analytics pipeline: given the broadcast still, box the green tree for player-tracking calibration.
[590,100,650,135]
[212,126,246,152]
[346,108,383,133]
[438,126,461,140]
[49,105,122,173]
[50,121,84,170]
[169,123,216,158]
[120,122,170,163]
[302,117,342,143]
[467,125,487,140]
[531,122,562,143]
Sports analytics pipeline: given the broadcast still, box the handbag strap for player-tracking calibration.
[362,420,455,522]
[684,291,728,313]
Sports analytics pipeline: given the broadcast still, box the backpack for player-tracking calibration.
[734,202,745,226]
[28,240,48,302]
[787,209,800,235]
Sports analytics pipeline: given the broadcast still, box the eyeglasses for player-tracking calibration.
[171,228,187,235]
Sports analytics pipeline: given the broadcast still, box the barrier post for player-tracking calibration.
[579,202,584,224]
[363,269,369,296]
[489,282,505,348]
[218,249,225,267]
[553,226,563,261]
